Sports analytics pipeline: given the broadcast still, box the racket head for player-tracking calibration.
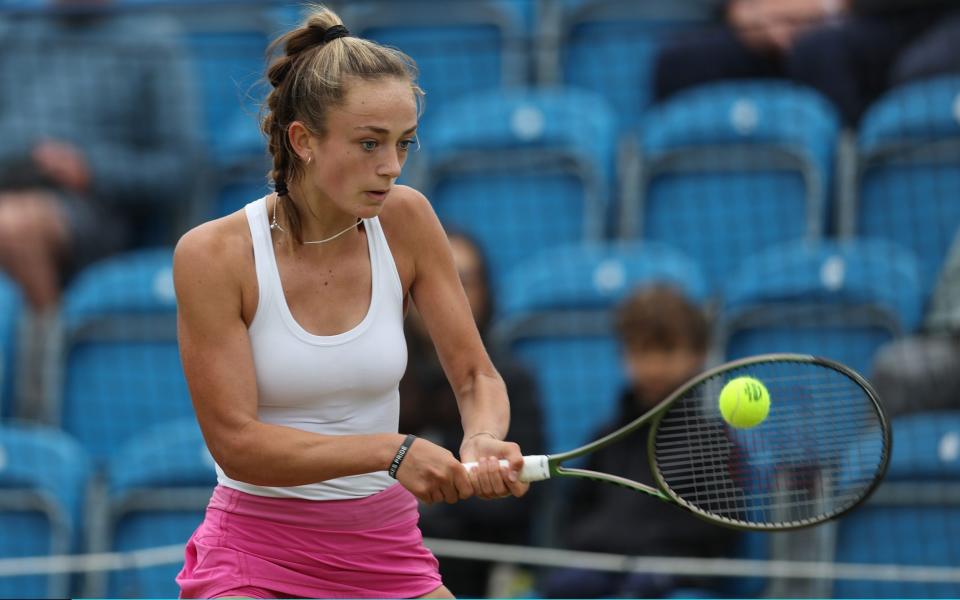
[649,353,890,530]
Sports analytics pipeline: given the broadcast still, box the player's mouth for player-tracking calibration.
[364,189,389,202]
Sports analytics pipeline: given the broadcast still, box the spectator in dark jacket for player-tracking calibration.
[541,285,740,599]
[871,227,960,417]
[654,0,957,125]
[400,231,545,597]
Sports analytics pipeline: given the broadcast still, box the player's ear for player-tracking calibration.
[287,121,316,162]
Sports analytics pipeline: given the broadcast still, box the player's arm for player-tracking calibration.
[173,219,468,503]
[389,187,528,498]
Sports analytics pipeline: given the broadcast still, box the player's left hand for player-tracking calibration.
[460,434,529,500]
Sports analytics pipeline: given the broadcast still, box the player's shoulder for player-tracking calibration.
[378,184,440,243]
[380,184,433,221]
[174,210,251,284]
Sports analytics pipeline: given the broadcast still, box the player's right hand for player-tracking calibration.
[395,437,475,504]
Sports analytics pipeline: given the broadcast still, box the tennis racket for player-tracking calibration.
[464,353,890,531]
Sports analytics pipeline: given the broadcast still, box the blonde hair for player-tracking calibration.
[261,5,423,242]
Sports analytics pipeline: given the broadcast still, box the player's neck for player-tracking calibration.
[277,192,361,247]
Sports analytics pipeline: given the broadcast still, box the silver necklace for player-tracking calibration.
[271,198,361,245]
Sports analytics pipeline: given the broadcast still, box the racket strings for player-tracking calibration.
[652,360,886,528]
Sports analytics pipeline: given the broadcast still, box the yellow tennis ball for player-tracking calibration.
[719,377,770,429]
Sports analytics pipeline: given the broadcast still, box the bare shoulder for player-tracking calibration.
[380,184,434,223]
[379,185,443,250]
[174,211,253,304]
[378,185,448,287]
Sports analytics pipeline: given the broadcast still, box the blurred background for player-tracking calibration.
[0,0,959,597]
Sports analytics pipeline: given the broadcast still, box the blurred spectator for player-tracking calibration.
[0,0,198,310]
[871,227,960,417]
[400,231,545,597]
[890,10,960,85]
[654,0,957,126]
[540,285,739,599]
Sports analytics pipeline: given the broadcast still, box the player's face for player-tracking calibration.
[304,76,418,219]
[623,346,705,409]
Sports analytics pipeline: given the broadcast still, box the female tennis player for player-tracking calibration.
[173,7,528,598]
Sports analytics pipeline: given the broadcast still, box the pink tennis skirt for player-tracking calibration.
[176,483,442,599]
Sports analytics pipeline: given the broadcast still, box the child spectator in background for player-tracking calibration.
[541,285,740,598]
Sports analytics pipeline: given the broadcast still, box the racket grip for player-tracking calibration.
[462,455,550,482]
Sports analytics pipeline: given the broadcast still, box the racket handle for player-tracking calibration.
[462,455,550,482]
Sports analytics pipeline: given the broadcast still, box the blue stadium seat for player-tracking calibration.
[719,239,924,377]
[208,169,272,218]
[84,418,215,598]
[833,412,960,598]
[0,274,21,420]
[493,241,707,454]
[841,76,960,300]
[176,10,271,168]
[0,0,44,9]
[542,0,711,127]
[108,2,268,163]
[0,423,89,598]
[626,81,841,294]
[417,87,617,297]
[54,248,192,466]
[342,0,527,123]
[494,0,538,34]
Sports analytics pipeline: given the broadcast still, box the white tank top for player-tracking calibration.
[214,197,407,500]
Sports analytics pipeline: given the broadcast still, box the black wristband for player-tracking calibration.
[388,434,416,479]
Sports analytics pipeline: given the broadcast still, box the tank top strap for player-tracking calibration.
[244,196,277,309]
[363,216,403,302]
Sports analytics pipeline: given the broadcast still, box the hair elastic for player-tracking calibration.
[323,25,351,43]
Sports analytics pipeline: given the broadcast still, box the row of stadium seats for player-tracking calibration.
[9,2,956,282]
[2,411,957,597]
[1,0,709,145]
[5,2,957,303]
[0,417,209,597]
[494,238,924,454]
[217,75,960,310]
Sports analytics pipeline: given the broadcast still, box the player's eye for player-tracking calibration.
[360,140,378,152]
[398,137,419,152]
